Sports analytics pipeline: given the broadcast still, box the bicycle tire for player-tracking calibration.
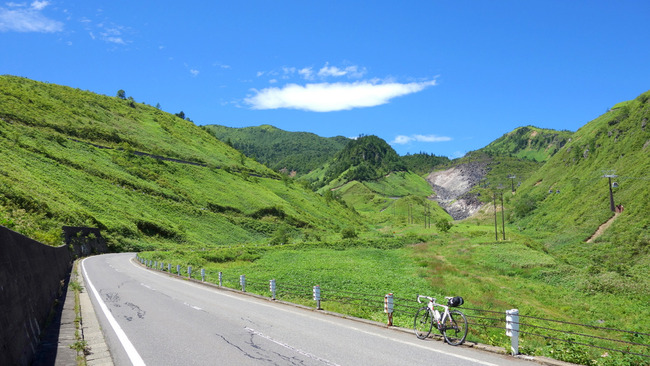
[413,306,433,339]
[442,309,468,346]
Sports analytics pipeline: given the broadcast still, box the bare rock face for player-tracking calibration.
[426,161,488,220]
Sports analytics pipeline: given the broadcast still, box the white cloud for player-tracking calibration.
[298,67,313,80]
[317,63,367,79]
[282,67,296,77]
[98,24,130,45]
[30,1,48,10]
[318,64,347,78]
[259,63,368,83]
[190,69,199,77]
[392,134,452,144]
[105,36,125,45]
[0,0,63,32]
[246,79,436,112]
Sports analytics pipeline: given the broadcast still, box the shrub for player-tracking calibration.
[341,227,358,239]
[436,219,453,233]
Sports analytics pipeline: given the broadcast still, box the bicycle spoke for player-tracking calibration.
[414,307,433,340]
[442,310,468,346]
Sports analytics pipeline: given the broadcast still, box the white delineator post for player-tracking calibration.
[506,309,520,355]
[240,275,246,292]
[313,285,321,310]
[384,293,394,326]
[269,279,276,300]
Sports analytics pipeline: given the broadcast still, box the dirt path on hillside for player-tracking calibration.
[586,212,620,243]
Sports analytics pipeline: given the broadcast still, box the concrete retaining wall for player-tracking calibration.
[0,225,72,366]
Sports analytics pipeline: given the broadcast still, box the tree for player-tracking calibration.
[155,103,161,109]
[116,89,126,99]
[175,111,185,119]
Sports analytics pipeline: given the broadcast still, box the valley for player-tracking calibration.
[1,75,648,365]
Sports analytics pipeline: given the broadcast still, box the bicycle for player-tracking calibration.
[414,295,468,346]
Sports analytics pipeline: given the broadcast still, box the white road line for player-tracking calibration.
[183,302,203,311]
[82,257,146,366]
[245,327,340,366]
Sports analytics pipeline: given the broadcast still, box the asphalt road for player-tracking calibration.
[82,253,539,366]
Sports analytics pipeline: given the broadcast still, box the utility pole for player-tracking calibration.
[493,192,498,241]
[508,175,516,193]
[603,172,618,212]
[501,191,506,240]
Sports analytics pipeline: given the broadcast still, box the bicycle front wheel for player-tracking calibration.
[442,309,468,346]
[413,307,434,339]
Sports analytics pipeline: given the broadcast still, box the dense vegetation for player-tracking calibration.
[2,75,648,365]
[203,125,450,179]
[202,124,349,176]
[0,75,362,250]
[309,135,406,185]
[401,151,450,175]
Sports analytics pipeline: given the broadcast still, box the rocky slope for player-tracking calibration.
[426,161,488,220]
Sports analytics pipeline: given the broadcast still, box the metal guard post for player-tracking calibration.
[384,293,394,326]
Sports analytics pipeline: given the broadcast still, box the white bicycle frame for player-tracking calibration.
[417,295,455,327]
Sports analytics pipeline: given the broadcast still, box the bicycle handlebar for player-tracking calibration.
[416,294,434,304]
[417,295,456,304]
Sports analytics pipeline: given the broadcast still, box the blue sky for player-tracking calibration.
[2,1,650,158]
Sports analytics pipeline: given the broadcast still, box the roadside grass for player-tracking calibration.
[139,222,649,365]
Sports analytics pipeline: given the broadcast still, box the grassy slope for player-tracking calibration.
[481,125,573,162]
[202,124,349,175]
[511,90,650,296]
[0,75,362,249]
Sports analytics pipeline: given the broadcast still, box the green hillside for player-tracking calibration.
[301,135,452,230]
[401,152,450,176]
[0,75,362,250]
[314,135,406,185]
[509,90,650,296]
[202,124,349,175]
[482,125,573,162]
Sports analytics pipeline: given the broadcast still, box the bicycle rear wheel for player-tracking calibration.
[442,309,468,345]
[413,307,433,339]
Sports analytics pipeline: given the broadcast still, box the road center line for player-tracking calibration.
[245,327,340,366]
[82,258,146,366]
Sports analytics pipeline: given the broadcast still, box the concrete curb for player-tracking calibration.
[77,260,114,366]
[133,257,582,366]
